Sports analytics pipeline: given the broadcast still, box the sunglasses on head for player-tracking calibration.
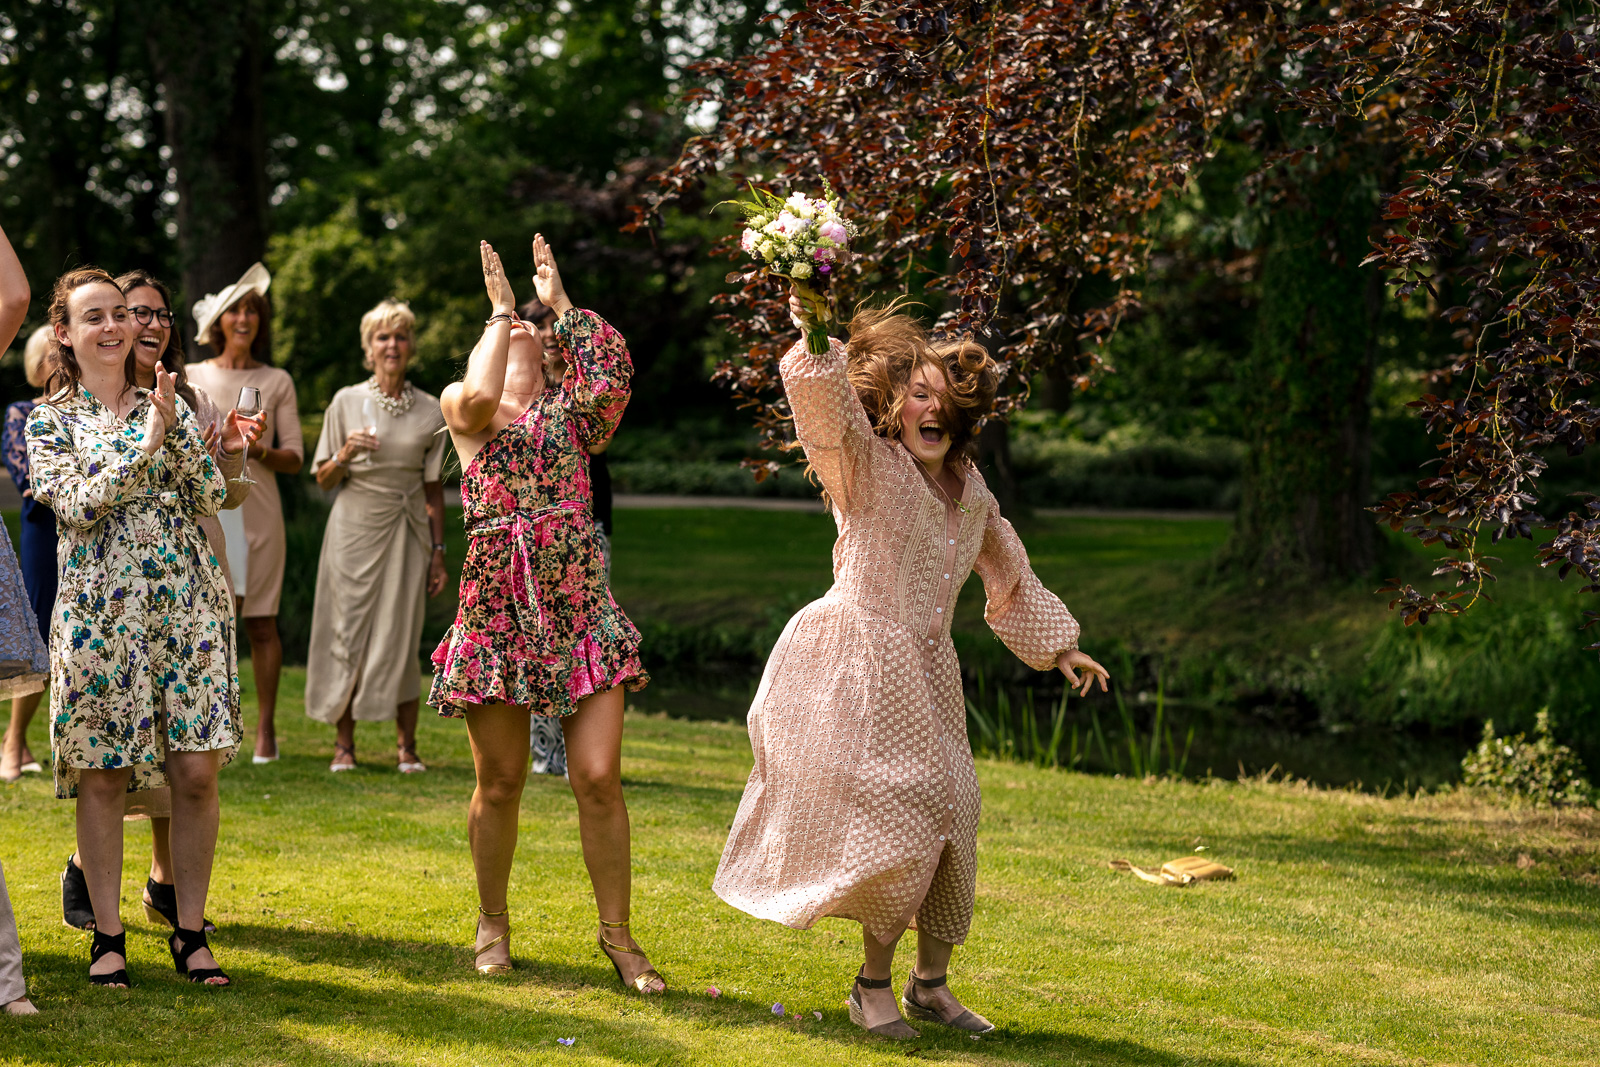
[128,305,175,328]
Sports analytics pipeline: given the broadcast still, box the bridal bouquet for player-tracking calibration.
[724,186,857,354]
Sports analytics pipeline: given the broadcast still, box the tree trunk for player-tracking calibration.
[146,1,268,348]
[976,419,1018,519]
[1227,169,1382,580]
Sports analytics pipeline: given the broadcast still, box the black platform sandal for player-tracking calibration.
[61,854,95,930]
[168,926,230,986]
[142,879,216,933]
[901,970,995,1033]
[88,928,130,988]
[847,971,919,1039]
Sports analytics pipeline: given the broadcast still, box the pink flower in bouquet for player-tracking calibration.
[813,246,836,263]
[819,219,849,246]
[740,228,759,255]
[774,211,802,235]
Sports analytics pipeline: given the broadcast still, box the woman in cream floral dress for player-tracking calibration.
[27,267,260,988]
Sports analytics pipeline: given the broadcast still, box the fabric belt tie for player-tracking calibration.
[467,501,588,643]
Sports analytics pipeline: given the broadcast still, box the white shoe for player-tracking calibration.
[19,761,42,774]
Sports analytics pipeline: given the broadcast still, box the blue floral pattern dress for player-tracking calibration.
[26,387,241,799]
[429,309,648,718]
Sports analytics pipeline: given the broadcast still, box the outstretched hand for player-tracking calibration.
[531,233,572,317]
[482,241,516,316]
[1057,649,1111,698]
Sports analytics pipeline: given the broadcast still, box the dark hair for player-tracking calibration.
[43,268,125,404]
[518,297,555,323]
[204,288,272,362]
[114,269,198,410]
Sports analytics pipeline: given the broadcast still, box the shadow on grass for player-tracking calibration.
[8,923,1270,1066]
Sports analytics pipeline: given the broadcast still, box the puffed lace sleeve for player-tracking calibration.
[191,386,249,511]
[778,336,879,514]
[26,402,155,531]
[973,503,1080,670]
[555,309,633,449]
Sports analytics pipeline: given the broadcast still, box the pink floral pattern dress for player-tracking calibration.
[429,309,648,718]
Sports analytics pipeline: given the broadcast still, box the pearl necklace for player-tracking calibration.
[365,377,415,418]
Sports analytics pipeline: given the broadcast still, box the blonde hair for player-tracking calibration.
[360,299,415,369]
[842,301,999,462]
[23,325,52,389]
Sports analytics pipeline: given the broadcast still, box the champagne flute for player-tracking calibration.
[357,396,379,467]
[231,386,262,486]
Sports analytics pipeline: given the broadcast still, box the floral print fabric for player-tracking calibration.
[429,309,649,718]
[26,388,241,799]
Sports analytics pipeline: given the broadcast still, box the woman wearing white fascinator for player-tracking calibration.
[185,262,305,765]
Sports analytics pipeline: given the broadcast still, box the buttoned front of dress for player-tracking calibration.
[714,337,1080,946]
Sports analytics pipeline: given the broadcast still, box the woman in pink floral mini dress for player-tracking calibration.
[430,236,659,993]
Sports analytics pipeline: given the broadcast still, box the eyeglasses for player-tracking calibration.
[128,305,175,328]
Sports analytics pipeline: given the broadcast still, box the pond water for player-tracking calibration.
[627,683,1473,792]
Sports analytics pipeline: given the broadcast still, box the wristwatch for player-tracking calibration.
[432,542,446,554]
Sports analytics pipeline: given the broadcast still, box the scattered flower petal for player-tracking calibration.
[813,1011,823,1020]
[707,985,721,998]
[772,1002,784,1015]
[557,1037,575,1047]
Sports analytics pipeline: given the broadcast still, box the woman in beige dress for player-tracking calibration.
[185,264,304,763]
[713,292,1110,1039]
[308,299,448,772]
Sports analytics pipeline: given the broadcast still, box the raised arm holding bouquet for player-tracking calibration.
[726,186,857,354]
[712,281,1110,1040]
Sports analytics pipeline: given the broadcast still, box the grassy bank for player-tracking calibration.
[0,669,1596,1065]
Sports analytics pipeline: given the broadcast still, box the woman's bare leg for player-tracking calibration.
[243,612,281,760]
[1,692,40,780]
[332,706,356,769]
[76,767,133,983]
[396,697,420,761]
[857,926,909,1027]
[149,817,173,884]
[166,750,227,982]
[562,686,663,992]
[463,704,530,969]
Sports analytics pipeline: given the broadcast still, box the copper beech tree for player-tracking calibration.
[637,1,1598,643]
[1281,3,1600,640]
[629,0,1272,474]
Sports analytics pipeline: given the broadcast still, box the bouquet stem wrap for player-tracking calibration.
[793,281,834,355]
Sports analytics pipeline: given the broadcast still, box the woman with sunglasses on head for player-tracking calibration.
[26,265,260,988]
[185,265,303,765]
[430,237,658,992]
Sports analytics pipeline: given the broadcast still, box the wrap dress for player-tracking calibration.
[305,381,446,722]
[429,309,648,718]
[713,337,1082,945]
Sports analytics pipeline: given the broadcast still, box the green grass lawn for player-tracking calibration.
[1,665,1598,1065]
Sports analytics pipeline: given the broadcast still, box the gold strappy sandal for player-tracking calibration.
[597,917,664,994]
[473,906,512,975]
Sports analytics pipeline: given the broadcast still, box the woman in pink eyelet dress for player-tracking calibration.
[713,291,1111,1039]
[429,235,661,994]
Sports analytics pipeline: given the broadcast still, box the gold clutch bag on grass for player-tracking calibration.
[1109,855,1235,886]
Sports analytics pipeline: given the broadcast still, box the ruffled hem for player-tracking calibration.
[429,626,649,719]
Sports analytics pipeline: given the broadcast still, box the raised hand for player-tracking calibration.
[482,241,516,317]
[531,233,572,316]
[141,365,178,453]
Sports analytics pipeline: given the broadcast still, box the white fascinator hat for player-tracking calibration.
[192,262,272,341]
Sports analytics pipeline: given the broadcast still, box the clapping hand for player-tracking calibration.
[482,241,515,317]
[141,366,178,453]
[1057,649,1111,698]
[531,234,572,316]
